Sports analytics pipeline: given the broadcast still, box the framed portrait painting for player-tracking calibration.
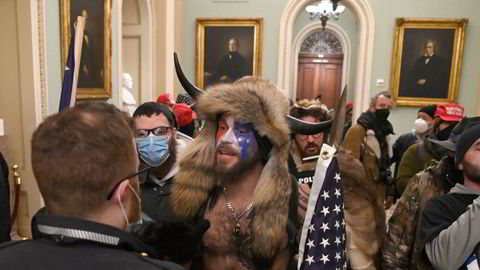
[390,18,467,106]
[196,18,263,88]
[60,0,112,100]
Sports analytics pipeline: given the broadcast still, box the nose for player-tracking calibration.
[307,135,315,143]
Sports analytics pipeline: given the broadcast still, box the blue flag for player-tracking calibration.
[59,28,76,112]
[298,144,346,269]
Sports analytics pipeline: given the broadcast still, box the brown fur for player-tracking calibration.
[170,77,291,260]
[337,147,386,256]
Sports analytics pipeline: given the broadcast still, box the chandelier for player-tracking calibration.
[305,0,345,31]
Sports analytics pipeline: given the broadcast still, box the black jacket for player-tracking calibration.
[0,213,183,270]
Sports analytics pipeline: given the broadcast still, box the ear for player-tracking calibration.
[112,180,130,204]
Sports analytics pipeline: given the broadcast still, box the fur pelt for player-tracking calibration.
[337,147,386,257]
[170,77,291,260]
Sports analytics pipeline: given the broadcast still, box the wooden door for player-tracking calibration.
[296,53,343,109]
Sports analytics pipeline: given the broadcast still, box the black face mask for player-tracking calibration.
[375,109,390,121]
[436,124,455,141]
[446,156,463,183]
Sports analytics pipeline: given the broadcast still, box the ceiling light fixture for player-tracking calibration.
[305,0,345,31]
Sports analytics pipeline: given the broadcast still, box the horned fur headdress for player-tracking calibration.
[170,75,292,260]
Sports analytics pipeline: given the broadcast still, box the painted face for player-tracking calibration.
[294,115,324,158]
[216,114,258,170]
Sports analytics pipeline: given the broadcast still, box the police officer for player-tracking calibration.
[0,102,183,269]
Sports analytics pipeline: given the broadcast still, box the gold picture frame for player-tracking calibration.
[196,18,263,89]
[390,18,467,106]
[60,0,111,100]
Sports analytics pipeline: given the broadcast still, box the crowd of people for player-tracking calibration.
[0,67,478,270]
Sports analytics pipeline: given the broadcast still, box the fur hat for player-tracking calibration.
[289,99,330,122]
[170,77,291,260]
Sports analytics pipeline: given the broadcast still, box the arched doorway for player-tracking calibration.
[296,30,344,109]
[277,0,375,121]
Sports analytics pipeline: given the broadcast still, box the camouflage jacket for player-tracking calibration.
[382,158,453,270]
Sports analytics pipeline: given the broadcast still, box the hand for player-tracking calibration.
[384,196,394,209]
[131,219,210,263]
[417,79,426,85]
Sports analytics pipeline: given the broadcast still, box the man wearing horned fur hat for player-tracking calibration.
[170,77,298,269]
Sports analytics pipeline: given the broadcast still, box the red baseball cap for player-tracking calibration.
[156,93,174,106]
[435,104,464,122]
[173,103,197,127]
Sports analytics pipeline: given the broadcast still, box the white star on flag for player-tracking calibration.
[335,252,341,261]
[320,206,330,216]
[334,220,340,230]
[65,66,70,71]
[341,219,346,227]
[334,173,341,183]
[320,190,330,201]
[320,222,330,232]
[320,237,330,248]
[306,255,315,265]
[333,204,341,214]
[334,188,341,198]
[308,224,315,232]
[320,254,330,264]
[306,239,315,248]
[335,236,341,246]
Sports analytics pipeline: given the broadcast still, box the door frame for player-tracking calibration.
[278,0,375,122]
[292,21,351,103]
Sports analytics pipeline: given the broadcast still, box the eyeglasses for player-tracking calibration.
[106,165,151,199]
[296,133,323,141]
[135,126,173,138]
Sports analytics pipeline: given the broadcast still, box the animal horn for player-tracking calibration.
[174,52,204,100]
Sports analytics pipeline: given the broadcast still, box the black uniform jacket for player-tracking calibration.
[0,212,184,270]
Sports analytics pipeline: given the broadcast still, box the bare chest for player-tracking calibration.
[202,197,255,269]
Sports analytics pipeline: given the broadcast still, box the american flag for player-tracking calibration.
[298,144,346,269]
[59,16,85,112]
[58,27,76,112]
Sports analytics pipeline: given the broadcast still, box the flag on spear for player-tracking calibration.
[59,16,85,112]
[298,143,347,269]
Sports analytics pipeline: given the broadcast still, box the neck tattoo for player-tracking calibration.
[222,187,253,235]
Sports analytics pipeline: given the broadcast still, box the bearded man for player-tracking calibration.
[418,123,480,269]
[170,76,298,269]
[288,99,330,187]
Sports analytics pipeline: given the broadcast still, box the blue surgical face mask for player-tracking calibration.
[135,134,170,167]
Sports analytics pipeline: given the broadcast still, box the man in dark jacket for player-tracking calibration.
[391,105,436,184]
[0,102,182,269]
[419,123,480,269]
[382,117,479,270]
[133,102,192,222]
[395,104,464,196]
[215,38,248,83]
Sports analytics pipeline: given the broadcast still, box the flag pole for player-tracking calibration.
[70,16,85,107]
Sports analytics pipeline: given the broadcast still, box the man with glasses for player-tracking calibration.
[132,102,191,223]
[0,102,182,269]
[288,99,330,187]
